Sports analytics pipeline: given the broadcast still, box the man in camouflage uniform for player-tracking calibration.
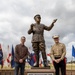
[50,35,66,75]
[28,14,57,67]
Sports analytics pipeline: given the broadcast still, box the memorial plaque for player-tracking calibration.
[27,73,53,75]
[25,69,55,75]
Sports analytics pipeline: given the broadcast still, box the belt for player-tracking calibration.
[54,55,61,59]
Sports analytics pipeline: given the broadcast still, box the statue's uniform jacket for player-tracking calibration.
[28,23,54,42]
[28,23,54,66]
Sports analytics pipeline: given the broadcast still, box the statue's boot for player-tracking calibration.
[43,60,50,67]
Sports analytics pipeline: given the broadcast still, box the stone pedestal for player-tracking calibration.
[25,68,55,75]
[0,68,55,75]
[31,67,50,69]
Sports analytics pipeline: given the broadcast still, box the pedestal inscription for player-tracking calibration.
[25,69,55,75]
[27,73,53,75]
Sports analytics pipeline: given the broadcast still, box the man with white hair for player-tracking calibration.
[50,35,66,75]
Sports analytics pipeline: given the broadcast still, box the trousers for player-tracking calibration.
[53,57,66,75]
[32,42,48,67]
[14,62,25,75]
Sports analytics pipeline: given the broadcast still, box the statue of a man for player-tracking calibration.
[28,14,57,67]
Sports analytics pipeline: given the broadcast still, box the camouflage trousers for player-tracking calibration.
[32,42,47,67]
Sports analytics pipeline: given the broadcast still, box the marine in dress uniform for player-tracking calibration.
[50,35,66,75]
[28,14,57,67]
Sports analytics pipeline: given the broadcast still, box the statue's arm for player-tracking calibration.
[28,24,34,34]
[44,19,57,31]
[28,29,33,34]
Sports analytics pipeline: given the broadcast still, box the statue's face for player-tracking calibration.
[35,16,41,23]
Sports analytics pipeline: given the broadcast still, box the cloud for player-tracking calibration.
[0,0,75,61]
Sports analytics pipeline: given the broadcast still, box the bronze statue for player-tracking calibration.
[28,14,57,67]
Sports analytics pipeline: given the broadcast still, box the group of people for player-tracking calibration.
[13,14,66,75]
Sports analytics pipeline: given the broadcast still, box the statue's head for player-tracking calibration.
[34,14,41,19]
[34,14,41,23]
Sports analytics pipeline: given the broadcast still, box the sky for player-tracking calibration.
[0,0,75,62]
